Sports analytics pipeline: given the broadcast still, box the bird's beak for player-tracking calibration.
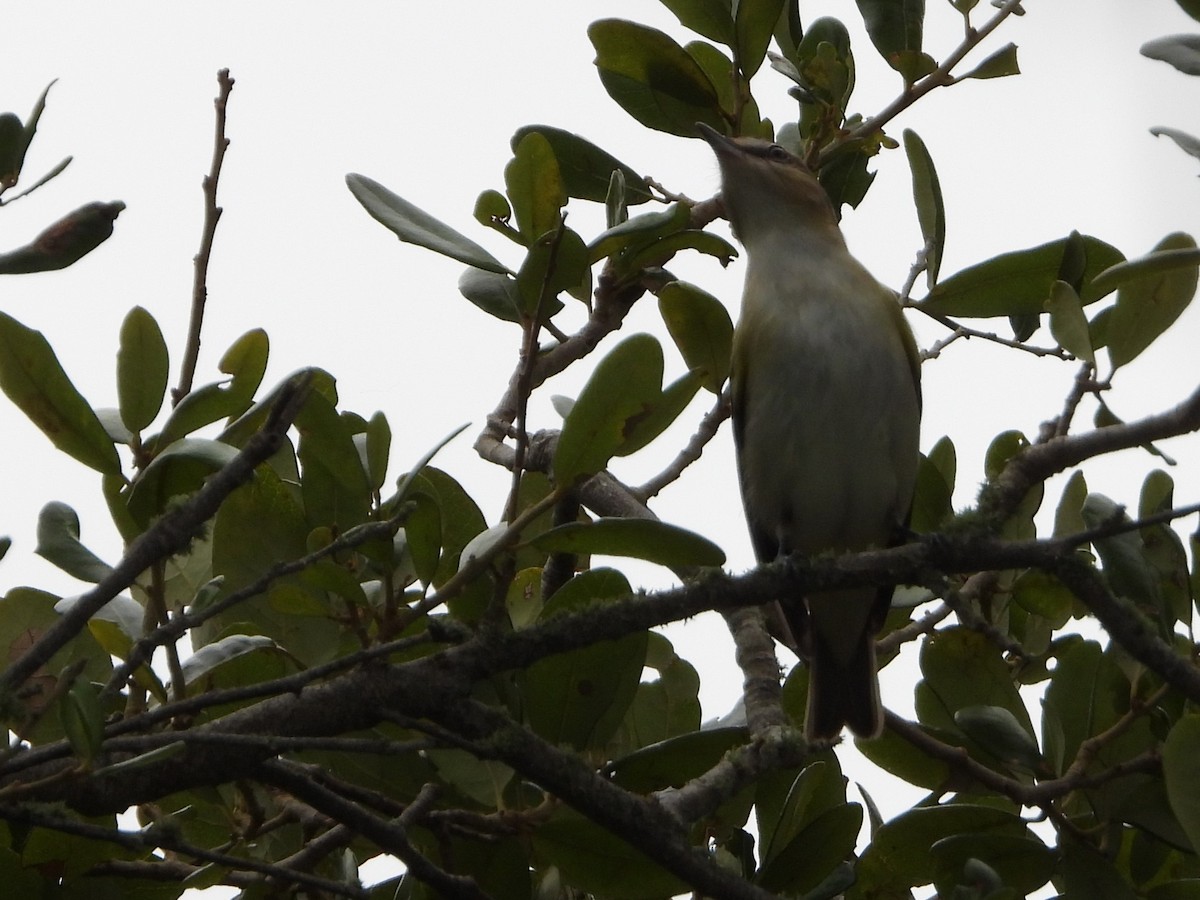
[695,122,739,158]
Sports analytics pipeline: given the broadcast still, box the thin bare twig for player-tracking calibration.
[176,68,234,404]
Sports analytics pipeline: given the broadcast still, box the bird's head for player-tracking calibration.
[696,123,841,247]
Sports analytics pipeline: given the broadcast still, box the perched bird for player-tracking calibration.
[697,123,921,741]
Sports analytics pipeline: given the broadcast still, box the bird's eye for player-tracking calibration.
[766,144,790,161]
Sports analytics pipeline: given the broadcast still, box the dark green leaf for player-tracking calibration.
[856,804,1027,894]
[1087,243,1200,301]
[930,833,1055,896]
[346,173,510,274]
[622,228,738,273]
[855,0,924,67]
[0,311,121,475]
[511,125,652,204]
[589,200,691,263]
[589,19,724,137]
[363,411,391,492]
[59,679,104,763]
[903,129,944,286]
[523,568,646,750]
[532,518,725,568]
[658,280,734,393]
[554,333,664,483]
[657,0,736,46]
[117,306,169,433]
[607,633,703,753]
[918,235,1125,318]
[962,41,1020,79]
[0,114,24,187]
[758,803,862,893]
[916,627,1033,736]
[617,369,705,455]
[736,0,786,78]
[611,726,745,791]
[855,724,951,789]
[127,438,239,528]
[1162,715,1200,852]
[295,390,372,529]
[0,201,125,274]
[532,808,686,900]
[515,227,588,316]
[953,705,1044,773]
[1103,233,1198,369]
[35,501,113,583]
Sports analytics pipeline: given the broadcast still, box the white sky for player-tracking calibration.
[1,1,1198,893]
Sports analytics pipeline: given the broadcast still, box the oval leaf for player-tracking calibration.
[532,518,725,568]
[0,311,121,475]
[347,173,510,274]
[658,281,734,393]
[35,501,114,583]
[588,19,724,137]
[505,132,565,242]
[117,306,169,433]
[918,235,1124,318]
[511,125,652,205]
[1106,233,1198,369]
[554,333,664,484]
[903,129,944,287]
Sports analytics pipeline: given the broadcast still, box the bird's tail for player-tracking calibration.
[804,589,883,741]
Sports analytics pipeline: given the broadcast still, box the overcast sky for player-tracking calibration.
[1,2,1198,889]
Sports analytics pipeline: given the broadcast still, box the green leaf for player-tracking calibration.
[295,390,372,529]
[532,518,725,568]
[607,633,703,753]
[855,723,952,789]
[523,568,646,750]
[617,369,705,456]
[505,132,565,242]
[611,726,745,792]
[0,114,25,187]
[855,0,925,67]
[116,306,169,433]
[1104,233,1198,369]
[856,804,1028,894]
[59,678,104,763]
[126,438,239,528]
[35,501,113,583]
[902,129,945,287]
[915,627,1033,736]
[657,0,736,46]
[511,125,652,205]
[961,42,1020,79]
[1163,716,1200,854]
[735,0,786,78]
[953,705,1045,774]
[621,228,737,273]
[0,311,121,475]
[1082,493,1163,613]
[658,281,734,393]
[588,201,692,263]
[219,327,269,408]
[362,411,391,492]
[532,808,686,900]
[457,267,524,322]
[758,803,862,893]
[1045,280,1094,362]
[553,333,664,483]
[514,227,588,316]
[930,833,1055,896]
[918,234,1125,318]
[346,173,510,274]
[589,19,724,137]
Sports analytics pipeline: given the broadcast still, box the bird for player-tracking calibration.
[697,123,921,741]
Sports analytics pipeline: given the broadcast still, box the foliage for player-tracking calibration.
[0,2,1198,899]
